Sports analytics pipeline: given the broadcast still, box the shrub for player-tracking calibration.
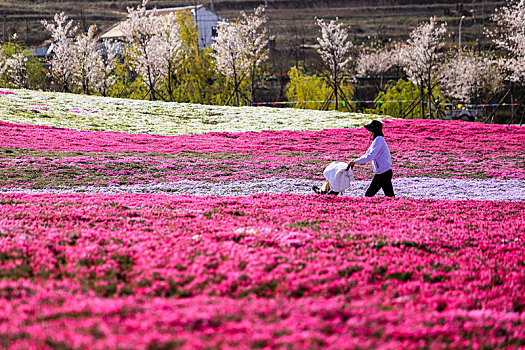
[374,78,445,119]
[286,66,354,110]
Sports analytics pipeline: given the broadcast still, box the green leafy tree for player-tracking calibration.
[286,66,329,109]
[173,50,231,105]
[164,11,231,105]
[286,66,354,110]
[374,79,444,119]
[106,57,148,100]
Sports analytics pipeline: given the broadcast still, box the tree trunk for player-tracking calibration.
[250,63,256,106]
[167,62,174,102]
[233,69,239,107]
[420,85,425,119]
[427,70,432,119]
[334,68,338,111]
[147,66,155,101]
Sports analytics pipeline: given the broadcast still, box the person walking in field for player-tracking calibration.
[348,120,395,197]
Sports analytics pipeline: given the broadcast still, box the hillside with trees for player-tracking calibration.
[0,0,523,123]
[0,0,504,49]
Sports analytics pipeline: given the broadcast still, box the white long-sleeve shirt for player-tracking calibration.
[355,136,392,174]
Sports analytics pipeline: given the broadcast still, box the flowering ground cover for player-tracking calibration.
[0,118,523,191]
[3,177,525,202]
[1,89,524,348]
[1,193,524,348]
[0,89,376,135]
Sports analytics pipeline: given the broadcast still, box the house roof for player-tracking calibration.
[29,46,50,58]
[99,4,205,40]
[150,5,203,16]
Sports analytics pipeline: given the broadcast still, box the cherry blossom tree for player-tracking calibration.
[212,20,248,106]
[0,38,30,89]
[487,0,525,123]
[212,6,269,106]
[120,0,166,101]
[316,17,353,110]
[42,12,78,92]
[239,5,268,104]
[157,12,182,101]
[4,52,29,89]
[488,0,525,84]
[399,17,447,118]
[96,40,120,97]
[0,47,7,80]
[356,41,402,89]
[73,25,102,95]
[439,52,503,104]
[0,38,47,90]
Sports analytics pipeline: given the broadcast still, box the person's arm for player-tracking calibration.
[353,138,383,165]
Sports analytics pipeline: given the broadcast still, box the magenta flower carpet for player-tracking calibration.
[0,117,524,349]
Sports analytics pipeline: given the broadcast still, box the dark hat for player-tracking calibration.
[364,120,383,133]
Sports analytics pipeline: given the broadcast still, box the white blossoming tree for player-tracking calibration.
[0,39,47,90]
[42,12,78,92]
[316,18,353,110]
[0,48,7,80]
[96,40,120,97]
[399,17,447,118]
[212,20,248,106]
[120,0,166,101]
[157,12,182,101]
[439,53,503,104]
[239,5,268,104]
[4,52,29,89]
[488,0,525,84]
[487,0,525,123]
[73,25,103,95]
[356,41,402,89]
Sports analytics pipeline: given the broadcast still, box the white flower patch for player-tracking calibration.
[0,89,381,135]
[2,177,524,202]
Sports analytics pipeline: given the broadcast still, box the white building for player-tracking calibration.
[100,5,219,49]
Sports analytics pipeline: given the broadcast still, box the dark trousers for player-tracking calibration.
[365,169,395,197]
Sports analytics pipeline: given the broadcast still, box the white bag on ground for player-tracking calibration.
[323,161,355,192]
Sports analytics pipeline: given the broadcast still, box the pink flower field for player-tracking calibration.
[1,193,524,348]
[0,117,524,348]
[0,119,523,189]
